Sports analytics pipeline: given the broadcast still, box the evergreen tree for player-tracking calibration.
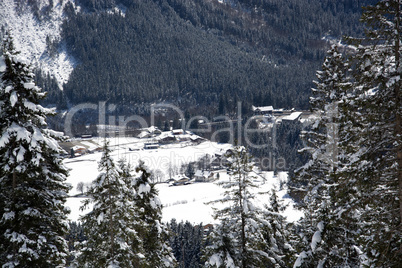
[185,162,195,179]
[258,188,296,267]
[0,33,71,267]
[294,1,402,265]
[293,44,348,194]
[133,161,176,267]
[168,220,205,268]
[292,45,361,267]
[204,146,271,268]
[66,221,86,265]
[77,142,142,267]
[203,221,237,268]
[340,0,402,265]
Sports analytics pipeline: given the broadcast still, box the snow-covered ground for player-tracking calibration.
[157,171,303,224]
[64,136,303,224]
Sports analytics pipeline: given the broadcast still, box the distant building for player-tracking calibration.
[172,129,185,135]
[137,126,162,139]
[194,170,214,182]
[252,105,273,115]
[144,142,159,150]
[190,135,205,144]
[177,135,190,142]
[282,111,303,121]
[71,146,87,156]
[159,136,177,144]
[138,131,152,139]
[172,176,190,186]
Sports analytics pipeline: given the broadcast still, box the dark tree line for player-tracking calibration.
[168,220,207,268]
[30,0,377,169]
[248,120,308,172]
[37,0,376,114]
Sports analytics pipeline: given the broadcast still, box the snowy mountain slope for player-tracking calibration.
[64,137,302,224]
[0,0,76,88]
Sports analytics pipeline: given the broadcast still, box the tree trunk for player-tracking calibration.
[12,170,16,190]
[110,202,114,260]
[107,166,115,261]
[12,170,17,255]
[240,171,246,268]
[394,1,402,229]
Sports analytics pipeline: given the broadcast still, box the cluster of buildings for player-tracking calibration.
[138,128,205,150]
[168,148,234,187]
[252,105,311,127]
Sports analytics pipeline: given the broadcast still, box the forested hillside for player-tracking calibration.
[1,0,401,265]
[44,0,375,113]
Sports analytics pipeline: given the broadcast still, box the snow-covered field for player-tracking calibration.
[64,136,303,224]
[157,172,303,224]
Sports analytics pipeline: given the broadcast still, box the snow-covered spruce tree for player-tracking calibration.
[292,45,361,267]
[133,161,176,268]
[293,44,348,200]
[204,146,271,268]
[258,188,296,267]
[77,142,143,267]
[340,1,402,265]
[0,34,71,266]
[203,220,237,268]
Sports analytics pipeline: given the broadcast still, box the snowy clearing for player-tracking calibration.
[64,136,303,224]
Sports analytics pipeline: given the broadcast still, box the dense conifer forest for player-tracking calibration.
[38,0,376,114]
[31,0,377,172]
[1,0,401,267]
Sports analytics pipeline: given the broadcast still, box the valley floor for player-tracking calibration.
[64,136,303,224]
